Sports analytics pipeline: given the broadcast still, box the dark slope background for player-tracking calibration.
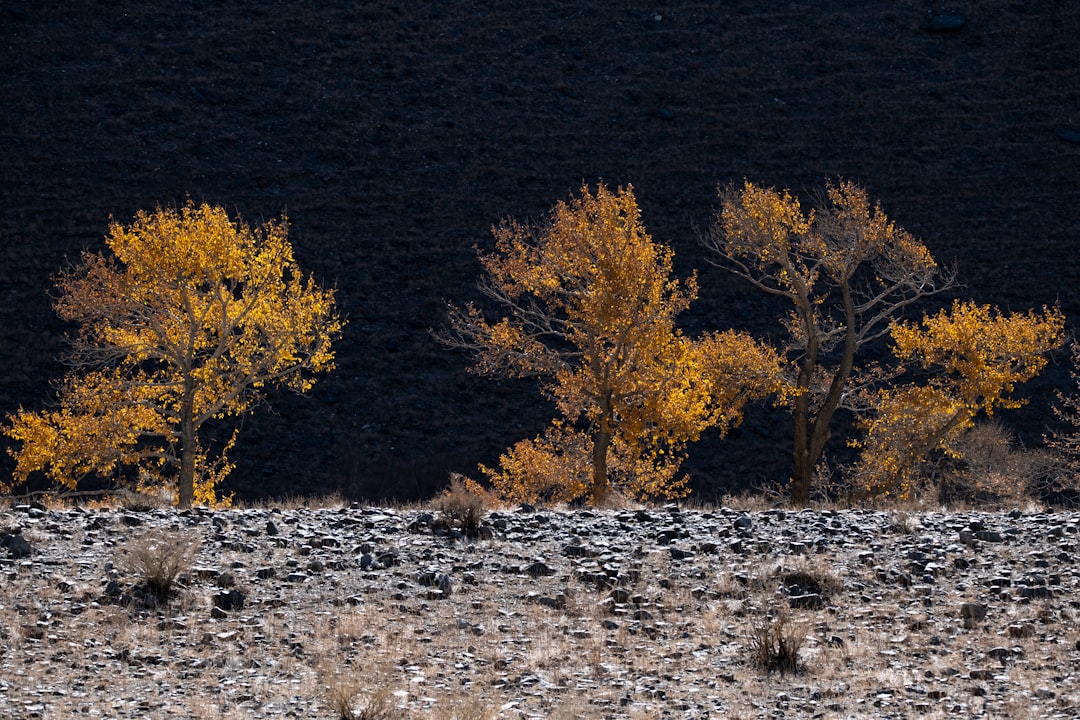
[2,1,1078,502]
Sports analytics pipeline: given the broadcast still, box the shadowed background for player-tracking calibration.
[2,1,1078,501]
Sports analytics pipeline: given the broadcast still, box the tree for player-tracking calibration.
[852,301,1064,499]
[703,179,953,505]
[439,183,781,505]
[1041,343,1080,507]
[4,202,343,507]
[1047,343,1080,468]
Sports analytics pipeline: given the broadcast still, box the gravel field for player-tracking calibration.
[2,502,1079,719]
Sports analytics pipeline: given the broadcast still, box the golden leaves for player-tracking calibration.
[890,301,1064,411]
[4,203,343,506]
[444,183,782,504]
[721,181,814,265]
[854,301,1064,499]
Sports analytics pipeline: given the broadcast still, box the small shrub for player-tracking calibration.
[747,609,807,675]
[118,529,200,601]
[1021,448,1080,508]
[435,473,491,535]
[937,421,1067,508]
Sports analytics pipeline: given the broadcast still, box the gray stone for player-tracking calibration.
[525,560,554,577]
[212,589,246,612]
[789,593,825,610]
[960,602,987,628]
[1007,623,1035,639]
[3,532,32,558]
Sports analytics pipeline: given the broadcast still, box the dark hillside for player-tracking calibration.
[1,1,1078,501]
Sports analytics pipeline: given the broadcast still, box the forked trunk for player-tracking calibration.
[790,286,858,507]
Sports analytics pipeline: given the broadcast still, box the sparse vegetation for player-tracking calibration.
[747,608,808,675]
[324,678,396,720]
[433,473,491,535]
[3,504,1079,718]
[118,528,200,601]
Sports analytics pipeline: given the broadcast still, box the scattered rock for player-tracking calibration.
[525,560,554,577]
[213,588,246,612]
[789,593,825,610]
[1007,623,1035,639]
[3,505,1079,718]
[960,602,988,629]
[2,532,32,558]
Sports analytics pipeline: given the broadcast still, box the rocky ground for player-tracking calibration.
[1,501,1079,719]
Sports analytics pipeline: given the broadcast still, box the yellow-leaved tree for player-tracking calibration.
[852,301,1064,499]
[703,179,953,505]
[4,202,343,507]
[438,183,782,505]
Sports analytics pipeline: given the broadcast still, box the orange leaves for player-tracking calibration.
[890,301,1064,412]
[4,203,342,507]
[707,178,953,505]
[442,183,781,504]
[854,302,1064,499]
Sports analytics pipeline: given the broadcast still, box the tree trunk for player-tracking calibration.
[589,387,614,505]
[791,432,812,506]
[177,377,196,509]
[790,285,859,507]
[790,329,819,506]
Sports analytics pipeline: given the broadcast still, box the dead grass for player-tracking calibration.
[117,528,201,601]
[433,474,491,535]
[746,607,808,675]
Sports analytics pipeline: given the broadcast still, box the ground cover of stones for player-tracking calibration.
[1,501,1078,719]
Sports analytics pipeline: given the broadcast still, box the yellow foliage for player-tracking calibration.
[4,201,343,507]
[854,301,1064,499]
[444,184,782,504]
[890,301,1064,414]
[708,178,949,505]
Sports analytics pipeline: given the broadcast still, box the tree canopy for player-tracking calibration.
[704,179,952,504]
[441,183,781,504]
[853,301,1064,498]
[5,202,343,507]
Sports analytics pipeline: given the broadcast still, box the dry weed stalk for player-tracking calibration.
[325,680,395,720]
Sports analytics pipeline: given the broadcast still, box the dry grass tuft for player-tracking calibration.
[775,556,842,599]
[118,528,200,601]
[324,679,395,720]
[747,608,808,676]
